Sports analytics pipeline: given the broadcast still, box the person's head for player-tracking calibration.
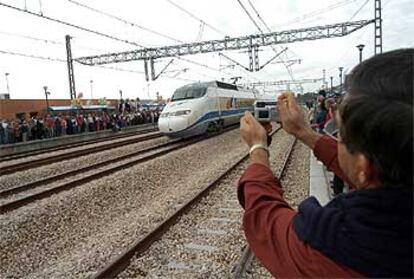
[337,48,413,189]
[324,98,335,110]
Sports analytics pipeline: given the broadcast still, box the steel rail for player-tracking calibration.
[0,127,158,163]
[0,126,239,214]
[231,137,298,278]
[0,132,162,176]
[0,139,180,198]
[92,127,283,279]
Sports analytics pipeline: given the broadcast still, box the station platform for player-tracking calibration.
[309,151,332,205]
[309,150,350,205]
[0,123,156,157]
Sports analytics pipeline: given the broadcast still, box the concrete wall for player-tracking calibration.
[0,99,119,120]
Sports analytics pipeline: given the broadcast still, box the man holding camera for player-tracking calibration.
[238,49,413,277]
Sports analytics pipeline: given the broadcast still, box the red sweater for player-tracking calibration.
[237,135,362,277]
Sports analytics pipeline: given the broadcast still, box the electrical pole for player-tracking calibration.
[43,86,50,113]
[90,80,93,101]
[5,73,10,95]
[65,35,76,100]
[119,89,123,100]
[338,67,344,93]
[356,44,365,63]
[330,76,333,94]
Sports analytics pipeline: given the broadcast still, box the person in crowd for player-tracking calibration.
[60,117,67,135]
[238,49,413,277]
[0,120,7,144]
[312,97,328,133]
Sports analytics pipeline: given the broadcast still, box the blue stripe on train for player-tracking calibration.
[186,107,253,129]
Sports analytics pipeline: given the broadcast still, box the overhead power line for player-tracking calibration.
[0,2,144,47]
[164,0,226,36]
[246,0,270,31]
[0,49,145,74]
[66,0,183,44]
[348,0,370,21]
[236,0,264,33]
[63,0,236,79]
[0,30,63,45]
[279,0,359,27]
[0,49,66,62]
[239,0,296,83]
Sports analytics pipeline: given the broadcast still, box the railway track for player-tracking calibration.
[0,126,238,214]
[89,127,295,278]
[0,126,157,163]
[0,130,162,175]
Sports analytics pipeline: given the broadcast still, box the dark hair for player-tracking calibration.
[339,48,413,187]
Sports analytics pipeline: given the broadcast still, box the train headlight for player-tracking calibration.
[174,110,191,116]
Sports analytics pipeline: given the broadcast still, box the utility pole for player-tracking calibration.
[330,76,333,94]
[338,67,344,93]
[89,80,93,101]
[5,73,10,95]
[43,86,50,113]
[356,44,365,63]
[65,35,76,100]
[322,69,326,89]
[119,89,123,100]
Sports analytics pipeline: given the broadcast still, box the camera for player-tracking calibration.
[254,100,280,123]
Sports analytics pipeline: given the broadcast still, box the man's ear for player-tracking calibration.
[354,153,376,188]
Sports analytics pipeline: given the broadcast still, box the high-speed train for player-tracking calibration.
[158,81,257,137]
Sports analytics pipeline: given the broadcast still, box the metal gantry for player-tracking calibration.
[248,78,323,87]
[74,20,374,66]
[374,0,383,55]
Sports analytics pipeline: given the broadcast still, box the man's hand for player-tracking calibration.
[240,111,267,147]
[240,111,270,167]
[277,93,321,149]
[277,93,309,137]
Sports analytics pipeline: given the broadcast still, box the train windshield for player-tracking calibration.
[171,85,207,101]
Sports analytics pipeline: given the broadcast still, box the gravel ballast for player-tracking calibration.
[118,130,296,278]
[0,136,170,191]
[1,128,255,278]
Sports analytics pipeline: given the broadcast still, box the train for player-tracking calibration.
[158,81,257,137]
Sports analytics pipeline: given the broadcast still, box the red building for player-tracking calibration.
[0,99,119,120]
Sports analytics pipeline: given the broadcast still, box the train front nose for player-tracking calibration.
[158,116,189,135]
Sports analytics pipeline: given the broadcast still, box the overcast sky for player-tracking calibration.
[0,0,412,100]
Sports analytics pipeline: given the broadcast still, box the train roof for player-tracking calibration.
[177,80,255,92]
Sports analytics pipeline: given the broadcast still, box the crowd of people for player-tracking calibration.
[306,91,345,195]
[0,108,161,145]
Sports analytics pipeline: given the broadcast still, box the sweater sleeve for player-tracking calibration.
[313,135,356,189]
[237,163,363,278]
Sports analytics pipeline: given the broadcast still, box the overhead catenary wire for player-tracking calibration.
[348,0,370,21]
[164,0,226,36]
[0,49,145,74]
[278,0,359,28]
[0,1,144,48]
[236,0,264,33]
[63,0,238,81]
[66,0,184,44]
[239,0,297,85]
[1,1,255,83]
[0,49,66,62]
[0,30,63,45]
